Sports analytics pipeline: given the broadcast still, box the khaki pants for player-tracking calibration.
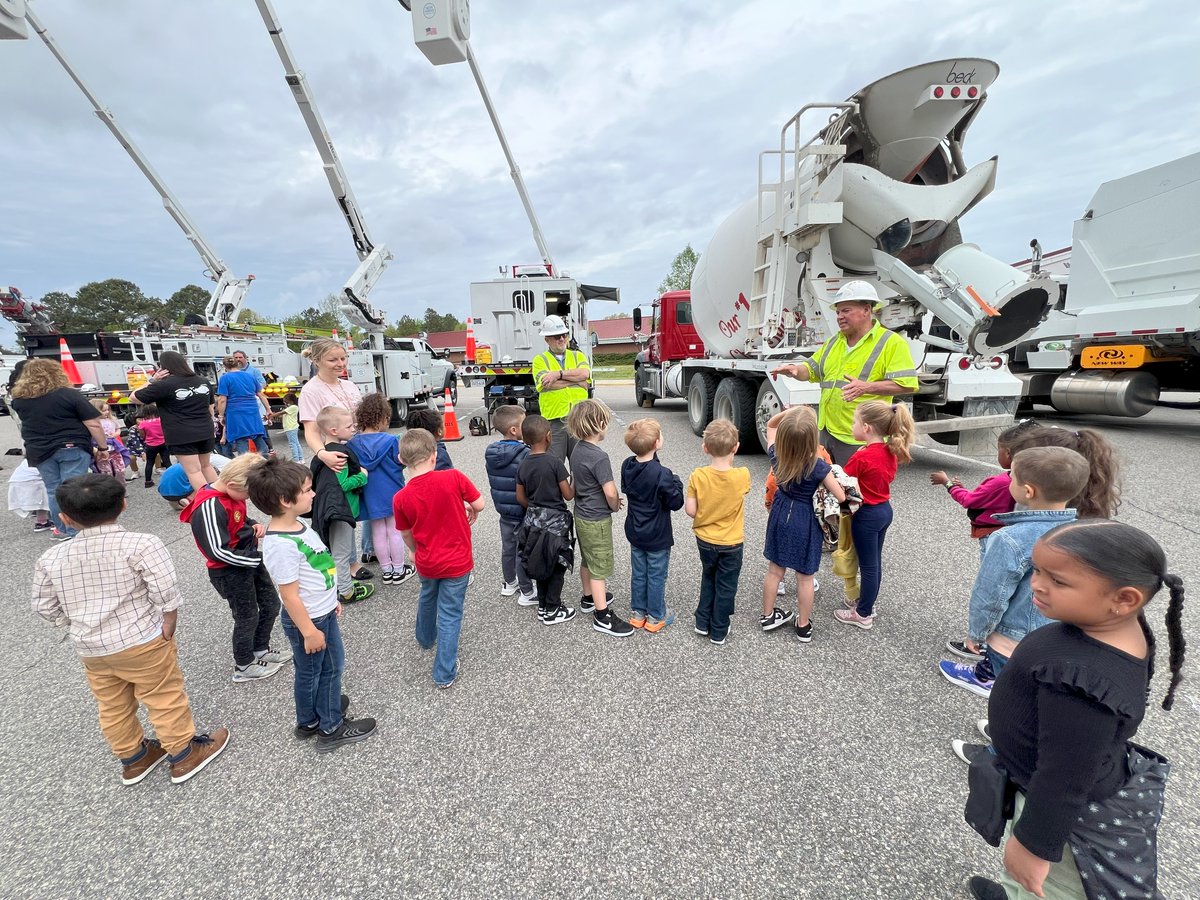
[81,637,196,759]
[1000,793,1086,899]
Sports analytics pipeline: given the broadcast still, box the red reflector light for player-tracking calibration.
[951,86,962,99]
[990,356,1004,369]
[933,86,944,98]
[967,86,979,98]
[958,357,971,370]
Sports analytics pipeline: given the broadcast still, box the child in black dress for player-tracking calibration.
[966,520,1186,900]
[760,406,844,642]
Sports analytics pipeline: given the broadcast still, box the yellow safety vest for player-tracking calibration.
[532,349,590,421]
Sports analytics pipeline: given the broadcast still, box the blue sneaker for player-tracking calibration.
[939,660,994,698]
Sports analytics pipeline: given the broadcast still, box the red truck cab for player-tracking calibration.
[640,290,705,365]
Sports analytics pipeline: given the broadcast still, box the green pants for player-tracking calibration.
[1000,793,1085,899]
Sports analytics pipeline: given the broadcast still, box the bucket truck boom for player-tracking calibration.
[24,7,254,327]
[253,0,392,349]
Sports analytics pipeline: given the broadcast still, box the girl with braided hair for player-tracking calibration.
[966,520,1186,900]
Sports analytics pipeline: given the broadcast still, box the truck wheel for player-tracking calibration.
[713,377,760,453]
[390,398,409,427]
[687,372,718,436]
[635,368,655,408]
[754,379,783,452]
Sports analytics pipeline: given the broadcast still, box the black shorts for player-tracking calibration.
[167,438,215,457]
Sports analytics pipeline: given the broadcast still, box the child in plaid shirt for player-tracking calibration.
[32,474,229,785]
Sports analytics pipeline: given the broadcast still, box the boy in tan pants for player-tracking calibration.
[32,474,229,785]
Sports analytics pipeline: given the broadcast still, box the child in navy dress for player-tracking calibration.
[761,406,845,643]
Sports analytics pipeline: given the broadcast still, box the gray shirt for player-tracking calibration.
[570,439,615,521]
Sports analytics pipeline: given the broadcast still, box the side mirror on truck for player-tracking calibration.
[632,308,642,331]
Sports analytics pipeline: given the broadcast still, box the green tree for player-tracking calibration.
[37,291,75,329]
[162,284,210,324]
[236,306,276,325]
[657,244,698,293]
[423,308,463,333]
[284,305,340,331]
[602,312,629,319]
[42,279,155,331]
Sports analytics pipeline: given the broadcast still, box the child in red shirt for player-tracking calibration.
[833,400,915,630]
[393,429,485,688]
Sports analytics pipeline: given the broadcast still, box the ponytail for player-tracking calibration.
[856,400,915,463]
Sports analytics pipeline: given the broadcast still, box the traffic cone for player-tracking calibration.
[465,321,476,363]
[331,329,340,342]
[58,337,83,385]
[442,387,464,442]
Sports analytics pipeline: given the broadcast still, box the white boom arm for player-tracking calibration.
[253,0,390,341]
[25,7,253,328]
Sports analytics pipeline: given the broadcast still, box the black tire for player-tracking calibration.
[713,377,760,453]
[634,368,655,408]
[687,372,718,436]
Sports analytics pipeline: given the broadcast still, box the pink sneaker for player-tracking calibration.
[834,608,874,630]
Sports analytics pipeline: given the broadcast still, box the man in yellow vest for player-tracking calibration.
[771,281,918,463]
[532,315,591,465]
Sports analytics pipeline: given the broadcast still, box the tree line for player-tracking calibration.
[25,279,464,338]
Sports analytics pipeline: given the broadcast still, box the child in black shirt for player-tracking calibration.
[515,414,576,626]
[964,520,1186,900]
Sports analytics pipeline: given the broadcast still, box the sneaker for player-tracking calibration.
[842,595,858,609]
[360,551,377,564]
[542,606,577,626]
[123,471,137,482]
[516,588,538,607]
[813,576,819,592]
[352,568,374,581]
[946,639,986,662]
[294,695,351,739]
[709,634,727,646]
[341,582,375,604]
[966,875,1007,900]
[592,609,634,637]
[629,612,647,629]
[169,727,230,784]
[256,646,293,665]
[580,591,614,612]
[794,620,813,643]
[833,608,875,630]
[952,740,989,765]
[938,660,994,698]
[437,675,456,689]
[50,527,72,542]
[976,719,991,742]
[694,624,710,636]
[380,570,397,585]
[395,564,417,586]
[500,579,519,597]
[33,521,52,532]
[231,658,284,683]
[315,716,377,754]
[143,481,155,488]
[643,610,676,634]
[760,607,795,632]
[777,576,819,596]
[120,738,168,786]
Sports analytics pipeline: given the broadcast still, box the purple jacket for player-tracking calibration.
[948,472,1015,534]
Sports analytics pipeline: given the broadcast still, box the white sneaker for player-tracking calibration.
[516,587,538,607]
[500,580,519,597]
[232,659,284,683]
[124,471,137,482]
[777,576,819,596]
[257,647,293,665]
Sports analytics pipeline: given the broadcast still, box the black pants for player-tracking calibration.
[144,445,171,485]
[536,564,567,614]
[208,565,281,667]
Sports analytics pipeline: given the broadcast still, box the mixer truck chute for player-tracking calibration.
[636,59,1057,455]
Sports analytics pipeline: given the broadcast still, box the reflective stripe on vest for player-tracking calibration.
[856,330,897,382]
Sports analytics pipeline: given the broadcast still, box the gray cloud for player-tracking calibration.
[2,0,1197,348]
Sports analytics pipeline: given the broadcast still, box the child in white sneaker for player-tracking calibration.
[485,405,536,606]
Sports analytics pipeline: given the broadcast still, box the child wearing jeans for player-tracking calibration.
[568,399,633,638]
[179,453,292,683]
[310,406,374,603]
[393,429,485,688]
[620,418,684,632]
[248,459,378,753]
[32,474,229,785]
[280,391,303,462]
[516,414,577,625]
[685,419,751,646]
[940,446,1091,698]
[348,393,415,586]
[485,404,536,605]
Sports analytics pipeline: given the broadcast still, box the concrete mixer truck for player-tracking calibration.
[632,59,1058,454]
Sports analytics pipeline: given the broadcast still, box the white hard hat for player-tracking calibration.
[832,280,881,308]
[539,315,569,337]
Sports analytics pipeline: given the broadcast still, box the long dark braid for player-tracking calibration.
[1161,574,1186,711]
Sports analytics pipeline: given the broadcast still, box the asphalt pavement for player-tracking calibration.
[0,385,1197,899]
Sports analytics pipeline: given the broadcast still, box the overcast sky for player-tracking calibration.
[2,0,1198,348]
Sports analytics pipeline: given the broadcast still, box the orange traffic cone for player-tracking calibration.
[331,329,340,343]
[442,387,464,442]
[58,337,83,385]
[465,322,476,363]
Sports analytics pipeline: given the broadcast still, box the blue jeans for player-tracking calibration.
[284,428,303,461]
[851,501,893,618]
[976,646,1010,682]
[234,435,270,458]
[36,446,94,534]
[281,607,345,733]
[695,539,743,641]
[630,547,670,619]
[415,572,469,685]
[360,522,374,557]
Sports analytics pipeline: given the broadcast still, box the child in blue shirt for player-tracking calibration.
[348,393,414,586]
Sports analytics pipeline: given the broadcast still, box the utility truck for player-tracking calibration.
[633,59,1058,454]
[1007,152,1200,417]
